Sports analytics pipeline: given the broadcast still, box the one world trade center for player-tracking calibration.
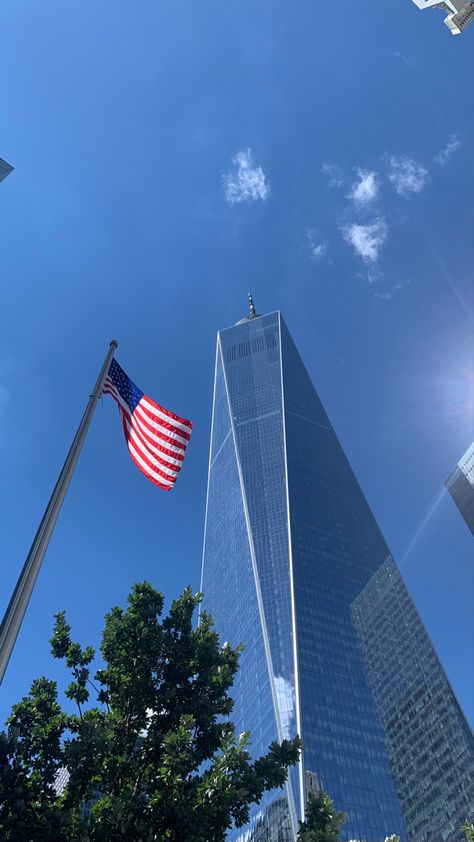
[200,298,474,842]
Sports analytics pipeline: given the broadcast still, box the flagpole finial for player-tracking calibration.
[110,340,118,350]
[248,293,257,319]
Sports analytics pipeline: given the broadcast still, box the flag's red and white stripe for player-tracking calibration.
[103,377,192,491]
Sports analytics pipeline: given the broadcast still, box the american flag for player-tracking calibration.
[102,359,192,490]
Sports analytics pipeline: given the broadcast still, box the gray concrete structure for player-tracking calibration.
[411,0,474,34]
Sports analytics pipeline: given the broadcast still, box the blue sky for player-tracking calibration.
[0,0,472,728]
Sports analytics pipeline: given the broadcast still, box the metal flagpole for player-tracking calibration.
[0,339,118,686]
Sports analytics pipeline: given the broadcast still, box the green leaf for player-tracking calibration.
[1,581,300,842]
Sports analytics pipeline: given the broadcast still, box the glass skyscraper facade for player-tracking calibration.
[445,442,474,535]
[0,157,13,184]
[200,306,474,842]
[352,556,474,842]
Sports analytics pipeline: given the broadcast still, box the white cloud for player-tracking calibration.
[306,229,328,261]
[321,162,344,189]
[223,148,270,205]
[394,50,410,66]
[310,242,327,259]
[0,387,10,415]
[375,279,411,300]
[343,218,388,263]
[356,267,383,284]
[347,168,379,207]
[273,675,295,740]
[434,134,462,165]
[388,156,429,196]
[366,269,383,284]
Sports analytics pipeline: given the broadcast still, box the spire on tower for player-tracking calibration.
[235,292,260,325]
[248,292,258,319]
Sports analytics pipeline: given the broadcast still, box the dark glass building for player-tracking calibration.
[445,442,474,535]
[0,157,14,184]
[200,302,474,841]
[352,556,474,842]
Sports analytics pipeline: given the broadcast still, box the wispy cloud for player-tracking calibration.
[310,242,327,260]
[306,229,328,261]
[223,148,270,205]
[364,269,383,284]
[375,279,411,300]
[388,156,430,196]
[434,134,462,165]
[0,386,11,415]
[347,168,380,207]
[394,50,410,66]
[321,162,344,189]
[343,218,388,263]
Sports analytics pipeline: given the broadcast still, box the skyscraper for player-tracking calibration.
[0,158,14,184]
[410,0,474,34]
[200,301,474,842]
[445,442,474,535]
[352,557,474,842]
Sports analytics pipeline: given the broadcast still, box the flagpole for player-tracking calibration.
[0,340,118,686]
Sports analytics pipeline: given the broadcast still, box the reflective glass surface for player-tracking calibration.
[219,313,301,829]
[201,311,472,842]
[201,340,295,840]
[280,317,406,842]
[352,556,474,842]
[445,443,474,535]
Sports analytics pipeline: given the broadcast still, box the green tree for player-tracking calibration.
[297,789,346,842]
[462,824,474,842]
[0,677,69,841]
[0,582,301,842]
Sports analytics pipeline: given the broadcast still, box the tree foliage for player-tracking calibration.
[463,824,474,842]
[0,582,301,841]
[297,789,346,842]
[296,791,400,842]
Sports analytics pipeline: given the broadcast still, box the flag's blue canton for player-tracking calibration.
[108,359,143,413]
